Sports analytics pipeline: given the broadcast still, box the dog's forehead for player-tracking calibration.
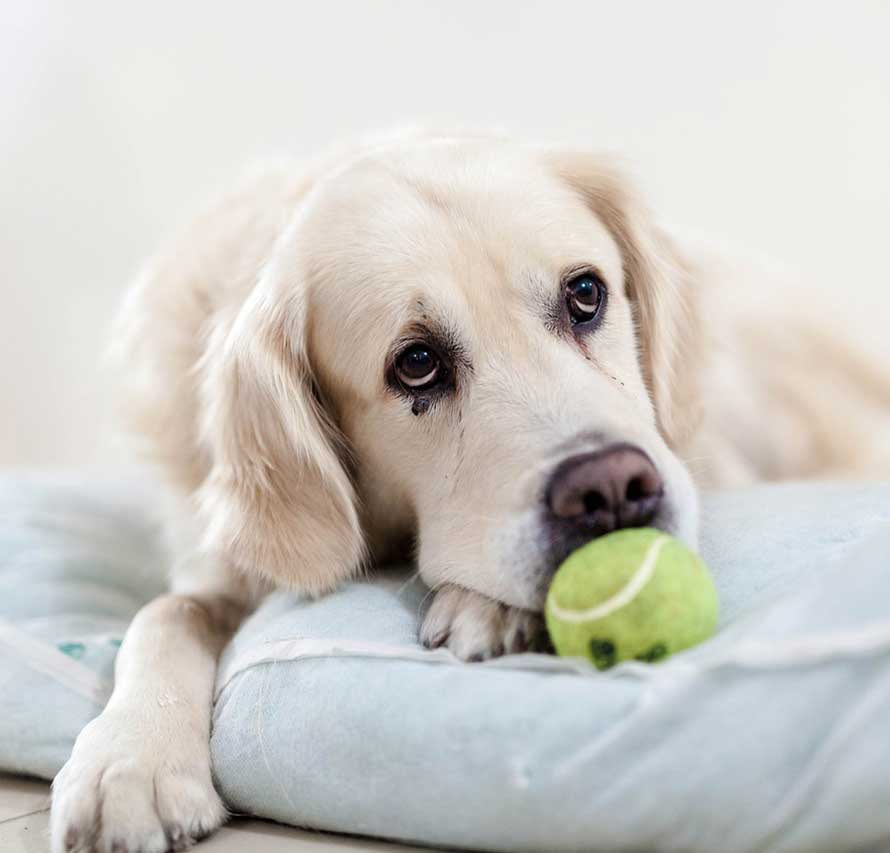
[302,143,626,384]
[307,144,623,279]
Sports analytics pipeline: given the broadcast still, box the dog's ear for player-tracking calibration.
[548,151,703,449]
[197,234,365,595]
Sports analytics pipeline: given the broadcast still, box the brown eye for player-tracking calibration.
[566,272,605,325]
[395,344,440,389]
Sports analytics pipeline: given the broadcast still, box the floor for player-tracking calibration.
[0,774,435,853]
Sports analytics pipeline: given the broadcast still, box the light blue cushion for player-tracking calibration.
[2,474,889,852]
[0,473,165,777]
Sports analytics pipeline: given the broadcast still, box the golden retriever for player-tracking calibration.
[50,129,890,853]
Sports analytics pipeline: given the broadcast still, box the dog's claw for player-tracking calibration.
[422,630,449,649]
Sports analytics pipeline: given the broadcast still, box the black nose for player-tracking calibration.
[546,444,664,538]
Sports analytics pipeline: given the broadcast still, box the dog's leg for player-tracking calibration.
[50,576,252,853]
[420,584,548,661]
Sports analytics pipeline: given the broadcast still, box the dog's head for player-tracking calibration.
[201,135,702,609]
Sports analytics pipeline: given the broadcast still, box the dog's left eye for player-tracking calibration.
[566,272,605,325]
[395,344,441,390]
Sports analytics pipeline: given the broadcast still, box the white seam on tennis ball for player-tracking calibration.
[548,534,669,624]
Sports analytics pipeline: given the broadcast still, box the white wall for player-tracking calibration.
[2,0,889,467]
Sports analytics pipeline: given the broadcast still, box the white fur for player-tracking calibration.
[51,129,890,852]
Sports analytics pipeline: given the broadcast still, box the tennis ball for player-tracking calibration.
[545,528,718,669]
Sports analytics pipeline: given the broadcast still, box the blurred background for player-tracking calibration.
[2,1,888,468]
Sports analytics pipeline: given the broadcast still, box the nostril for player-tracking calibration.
[582,490,607,515]
[625,476,646,503]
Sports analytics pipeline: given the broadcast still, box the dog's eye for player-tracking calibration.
[565,272,605,325]
[395,344,441,390]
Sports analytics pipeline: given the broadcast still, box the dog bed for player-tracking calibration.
[1,473,889,852]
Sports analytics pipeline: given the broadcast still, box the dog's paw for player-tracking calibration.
[420,584,549,661]
[51,707,226,853]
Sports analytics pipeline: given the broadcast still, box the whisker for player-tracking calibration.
[394,569,422,600]
[414,582,439,624]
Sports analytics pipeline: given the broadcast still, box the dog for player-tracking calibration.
[50,129,890,853]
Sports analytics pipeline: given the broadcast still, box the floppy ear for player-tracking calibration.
[549,151,704,450]
[197,233,365,595]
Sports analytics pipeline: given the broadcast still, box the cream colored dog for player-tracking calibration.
[51,130,890,853]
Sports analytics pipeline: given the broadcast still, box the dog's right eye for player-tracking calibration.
[395,344,441,390]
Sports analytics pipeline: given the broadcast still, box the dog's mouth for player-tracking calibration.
[528,505,672,610]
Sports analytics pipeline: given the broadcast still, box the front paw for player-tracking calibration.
[420,584,549,661]
[51,708,226,853]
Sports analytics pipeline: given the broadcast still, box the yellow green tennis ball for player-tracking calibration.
[545,528,718,669]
